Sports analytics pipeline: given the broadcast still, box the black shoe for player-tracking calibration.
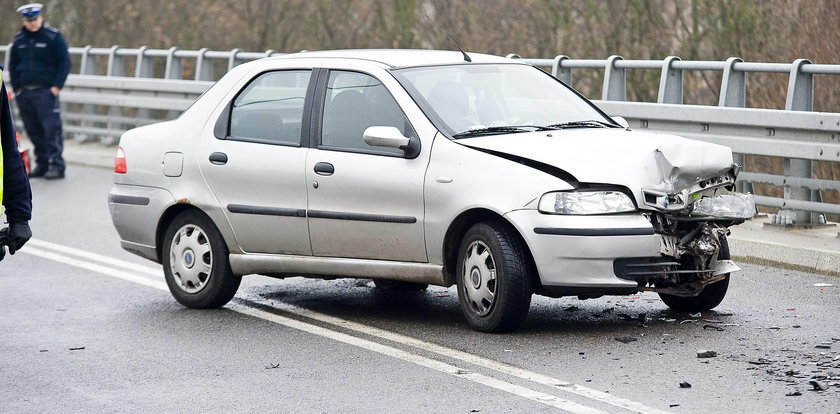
[44,167,65,180]
[28,166,48,178]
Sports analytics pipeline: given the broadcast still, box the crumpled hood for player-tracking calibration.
[459,128,735,202]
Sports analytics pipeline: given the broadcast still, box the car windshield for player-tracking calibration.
[392,63,616,138]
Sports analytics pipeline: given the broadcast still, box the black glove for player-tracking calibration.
[0,221,32,255]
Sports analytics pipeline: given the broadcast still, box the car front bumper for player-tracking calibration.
[505,210,660,290]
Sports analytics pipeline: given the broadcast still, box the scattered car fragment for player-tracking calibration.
[108,49,755,332]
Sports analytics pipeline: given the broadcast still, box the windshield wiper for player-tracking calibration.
[452,125,556,138]
[546,120,618,129]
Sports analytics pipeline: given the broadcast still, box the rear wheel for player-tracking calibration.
[659,237,731,312]
[456,222,532,332]
[162,210,241,308]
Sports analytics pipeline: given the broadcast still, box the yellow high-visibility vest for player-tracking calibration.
[0,70,4,216]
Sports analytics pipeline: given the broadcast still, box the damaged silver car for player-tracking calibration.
[108,50,755,332]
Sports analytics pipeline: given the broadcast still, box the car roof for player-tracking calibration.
[272,49,518,69]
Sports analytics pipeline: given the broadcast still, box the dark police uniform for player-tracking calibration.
[9,20,70,178]
[1,64,33,260]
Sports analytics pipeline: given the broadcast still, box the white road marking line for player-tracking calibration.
[21,240,667,414]
[25,239,670,413]
[266,301,670,414]
[21,245,609,414]
[23,247,167,292]
[231,304,608,414]
[27,238,161,277]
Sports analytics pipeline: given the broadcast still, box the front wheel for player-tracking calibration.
[162,210,241,308]
[659,237,731,312]
[456,222,533,332]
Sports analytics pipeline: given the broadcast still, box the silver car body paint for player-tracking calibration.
[108,50,746,290]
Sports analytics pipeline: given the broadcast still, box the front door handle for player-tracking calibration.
[314,162,334,176]
[209,152,228,165]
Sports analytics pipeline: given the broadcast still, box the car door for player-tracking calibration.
[305,69,428,262]
[199,69,315,255]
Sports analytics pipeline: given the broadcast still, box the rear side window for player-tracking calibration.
[229,70,311,145]
[321,70,414,155]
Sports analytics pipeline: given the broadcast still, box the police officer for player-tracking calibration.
[9,3,70,180]
[1,65,33,261]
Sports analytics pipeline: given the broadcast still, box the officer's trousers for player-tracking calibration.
[16,87,64,172]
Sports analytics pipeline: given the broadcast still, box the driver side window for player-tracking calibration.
[321,71,414,155]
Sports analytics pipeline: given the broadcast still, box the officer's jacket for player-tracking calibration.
[1,65,33,223]
[8,25,70,93]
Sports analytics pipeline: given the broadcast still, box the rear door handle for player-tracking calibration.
[314,162,334,176]
[209,152,228,165]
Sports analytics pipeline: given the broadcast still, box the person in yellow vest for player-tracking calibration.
[1,65,33,261]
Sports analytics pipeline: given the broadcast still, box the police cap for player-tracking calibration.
[17,3,43,20]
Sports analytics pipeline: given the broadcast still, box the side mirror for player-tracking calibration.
[363,126,421,158]
[611,116,630,129]
[363,126,410,148]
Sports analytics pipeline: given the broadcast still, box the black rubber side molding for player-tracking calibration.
[534,227,654,236]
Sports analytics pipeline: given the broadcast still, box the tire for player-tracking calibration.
[456,222,533,332]
[162,210,241,308]
[372,280,428,291]
[659,237,731,312]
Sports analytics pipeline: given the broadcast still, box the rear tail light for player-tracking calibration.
[114,147,127,174]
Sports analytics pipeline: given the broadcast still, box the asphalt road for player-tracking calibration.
[1,164,838,414]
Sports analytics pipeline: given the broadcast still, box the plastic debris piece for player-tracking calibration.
[815,344,831,349]
[749,358,775,365]
[808,380,827,391]
[69,347,85,351]
[615,336,638,344]
[703,325,725,331]
[697,350,718,358]
[264,363,281,369]
[786,308,796,311]
[785,391,802,397]
[679,320,696,324]
[813,283,833,287]
[679,381,692,388]
[669,404,680,408]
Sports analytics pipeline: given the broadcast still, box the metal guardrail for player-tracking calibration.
[1,45,838,223]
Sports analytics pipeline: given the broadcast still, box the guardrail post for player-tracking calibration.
[602,55,626,101]
[79,45,97,75]
[551,55,571,84]
[74,45,98,143]
[720,57,747,192]
[102,45,125,145]
[195,48,214,81]
[783,59,817,225]
[135,46,153,78]
[227,48,242,72]
[106,45,124,76]
[657,56,683,104]
[165,47,183,79]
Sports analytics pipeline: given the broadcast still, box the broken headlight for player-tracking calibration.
[538,191,636,215]
[691,193,756,219]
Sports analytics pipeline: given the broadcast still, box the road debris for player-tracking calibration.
[697,350,718,358]
[679,381,692,388]
[264,363,281,369]
[748,358,775,365]
[813,283,833,287]
[689,312,702,318]
[808,380,827,391]
[615,336,638,344]
[703,324,725,331]
[69,347,85,351]
[785,391,802,397]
